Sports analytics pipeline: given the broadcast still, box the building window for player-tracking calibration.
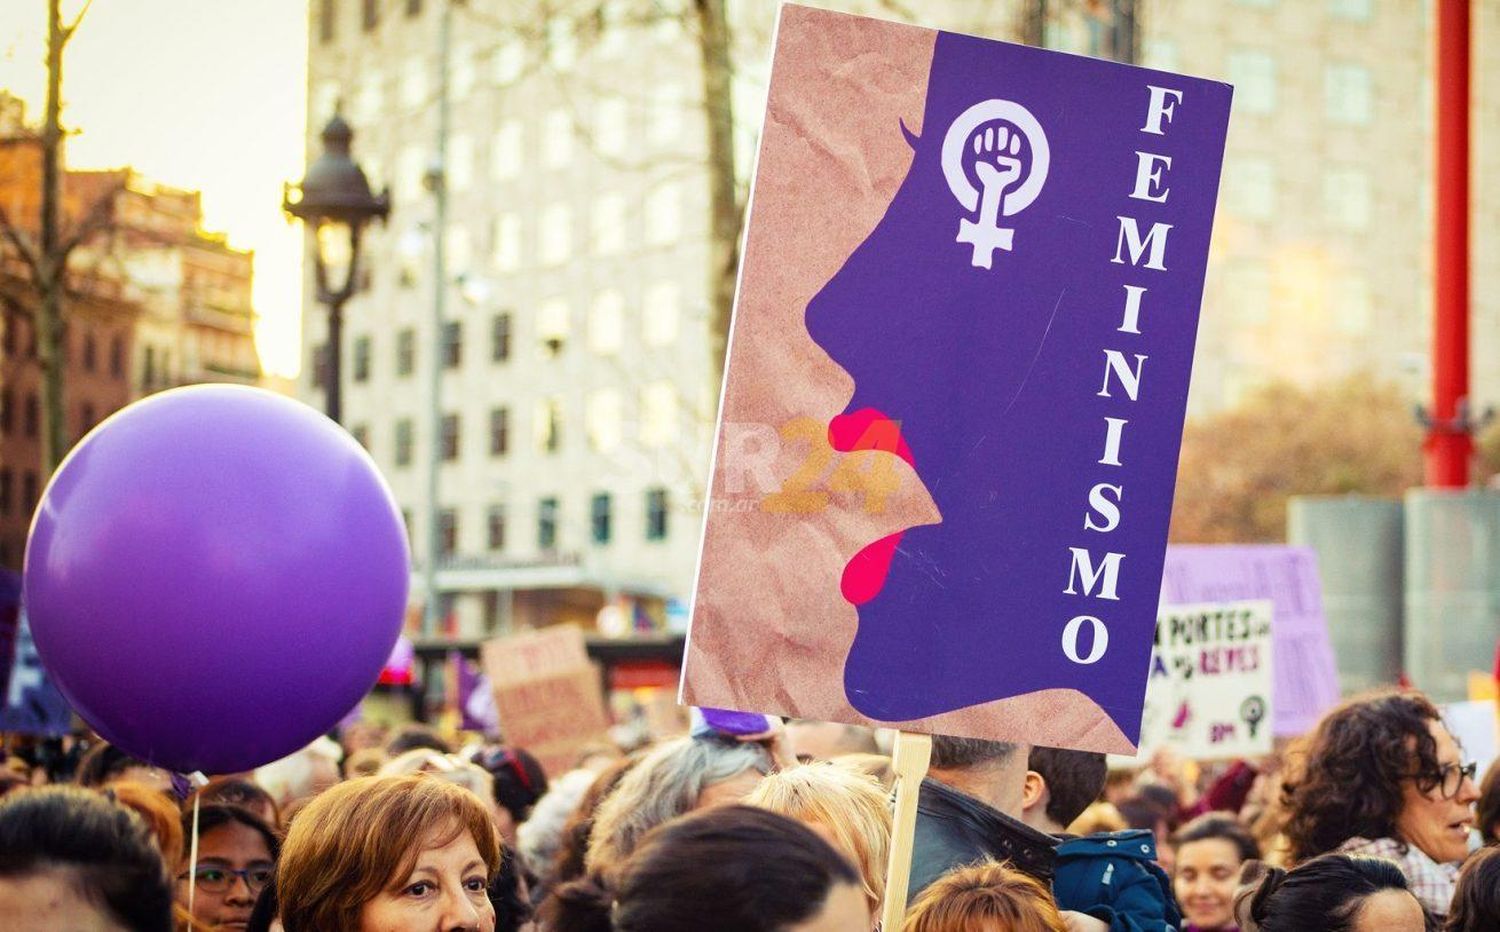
[82,332,97,372]
[487,505,506,551]
[595,97,628,156]
[537,497,558,550]
[591,493,612,545]
[320,0,337,42]
[491,312,512,362]
[586,389,623,452]
[440,413,461,461]
[645,488,668,541]
[353,335,371,382]
[110,335,124,378]
[309,343,325,389]
[492,121,523,181]
[1141,39,1179,72]
[1227,159,1276,221]
[351,423,370,449]
[78,402,95,438]
[442,320,463,369]
[0,389,11,435]
[493,39,524,84]
[23,393,38,438]
[649,84,683,146]
[448,135,474,192]
[1324,166,1371,231]
[1227,51,1277,115]
[546,18,577,71]
[21,471,37,515]
[145,345,158,388]
[645,182,682,246]
[395,418,414,467]
[0,469,10,514]
[493,213,521,272]
[401,56,428,109]
[641,381,679,447]
[542,111,573,169]
[536,398,562,453]
[362,0,378,31]
[539,204,572,266]
[437,508,458,557]
[396,328,415,376]
[643,281,681,346]
[593,193,627,256]
[589,290,625,354]
[490,407,510,455]
[1325,63,1372,124]
[537,298,570,356]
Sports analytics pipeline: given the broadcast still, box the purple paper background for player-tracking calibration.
[807,31,1231,743]
[1161,545,1340,736]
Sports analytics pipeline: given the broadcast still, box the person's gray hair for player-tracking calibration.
[585,736,772,872]
[929,736,1021,770]
[517,767,598,871]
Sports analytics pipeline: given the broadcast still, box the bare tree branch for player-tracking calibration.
[55,182,121,260]
[0,204,42,279]
[61,0,95,40]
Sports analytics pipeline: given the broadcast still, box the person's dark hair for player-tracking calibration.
[488,842,532,932]
[1027,746,1107,827]
[193,776,280,825]
[74,741,150,788]
[1171,813,1261,862]
[246,867,279,932]
[0,785,174,932]
[182,804,282,863]
[1445,845,1500,932]
[930,735,1020,770]
[1117,796,1166,832]
[1475,761,1500,846]
[385,723,453,756]
[472,745,550,823]
[543,805,860,932]
[1280,689,1443,862]
[1234,854,1413,932]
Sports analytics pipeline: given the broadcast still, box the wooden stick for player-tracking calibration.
[880,730,932,932]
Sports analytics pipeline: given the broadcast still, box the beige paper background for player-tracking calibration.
[682,5,1133,755]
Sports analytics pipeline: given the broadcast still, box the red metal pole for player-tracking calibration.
[1425,0,1471,487]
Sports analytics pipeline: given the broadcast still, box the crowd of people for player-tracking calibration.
[1,686,1497,931]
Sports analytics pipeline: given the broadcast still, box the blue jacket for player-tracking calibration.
[1051,830,1182,932]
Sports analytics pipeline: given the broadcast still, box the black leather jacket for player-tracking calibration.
[909,777,1060,898]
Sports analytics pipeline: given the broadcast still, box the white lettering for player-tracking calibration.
[1130,151,1172,203]
[1142,86,1184,135]
[1098,350,1148,401]
[1065,547,1124,601]
[1099,417,1128,466]
[1119,285,1146,334]
[1063,615,1110,664]
[1084,483,1123,532]
[1111,216,1173,271]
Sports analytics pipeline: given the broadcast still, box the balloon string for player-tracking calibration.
[188,792,201,915]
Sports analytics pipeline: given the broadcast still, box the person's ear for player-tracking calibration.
[1022,769,1047,812]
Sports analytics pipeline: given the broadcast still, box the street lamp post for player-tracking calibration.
[284,113,390,425]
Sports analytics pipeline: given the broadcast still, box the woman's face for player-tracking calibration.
[1350,889,1426,932]
[789,880,874,932]
[1173,838,1242,930]
[178,820,274,932]
[1395,719,1480,865]
[359,827,494,932]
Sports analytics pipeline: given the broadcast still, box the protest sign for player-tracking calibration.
[1160,546,1339,736]
[0,609,73,737]
[682,3,1232,755]
[481,625,610,776]
[1135,600,1274,760]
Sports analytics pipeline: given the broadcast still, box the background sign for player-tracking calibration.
[482,625,610,776]
[1136,600,1274,759]
[1161,545,1338,736]
[0,608,73,737]
[683,4,1232,753]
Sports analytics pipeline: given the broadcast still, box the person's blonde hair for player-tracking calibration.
[277,775,501,932]
[903,861,1068,932]
[1067,800,1127,836]
[745,762,891,912]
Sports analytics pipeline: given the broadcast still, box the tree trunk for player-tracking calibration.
[694,0,739,401]
[39,0,66,475]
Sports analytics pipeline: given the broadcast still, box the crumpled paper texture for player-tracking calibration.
[682,4,1132,755]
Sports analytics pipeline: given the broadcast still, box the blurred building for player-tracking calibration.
[301,0,1497,636]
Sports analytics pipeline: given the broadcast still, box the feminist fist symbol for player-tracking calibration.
[941,100,1051,270]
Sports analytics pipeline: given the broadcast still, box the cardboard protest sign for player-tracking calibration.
[1135,601,1274,760]
[481,625,610,776]
[1161,546,1339,736]
[682,4,1232,753]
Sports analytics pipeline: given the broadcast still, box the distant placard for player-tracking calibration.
[1135,600,1273,760]
[1161,546,1337,736]
[481,625,610,776]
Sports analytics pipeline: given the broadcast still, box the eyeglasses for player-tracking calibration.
[179,865,273,895]
[1422,761,1479,799]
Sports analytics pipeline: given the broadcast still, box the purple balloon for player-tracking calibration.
[25,385,409,774]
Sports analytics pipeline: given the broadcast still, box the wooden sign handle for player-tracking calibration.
[880,730,932,931]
